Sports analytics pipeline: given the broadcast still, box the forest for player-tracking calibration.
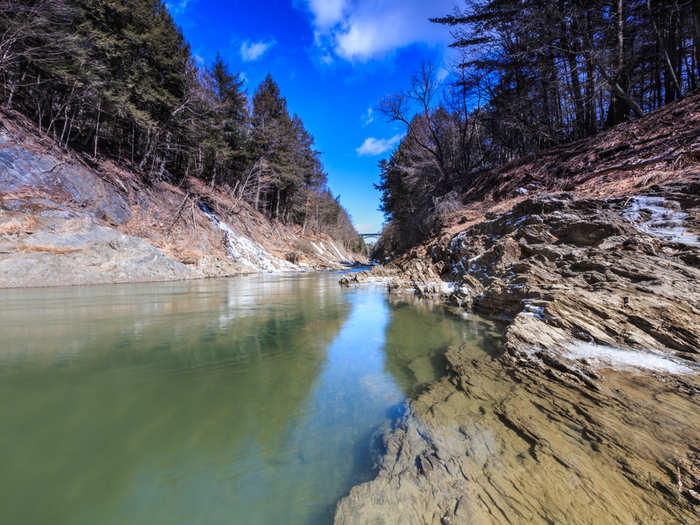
[0,0,362,249]
[376,0,700,251]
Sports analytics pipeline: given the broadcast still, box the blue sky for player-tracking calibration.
[167,0,457,233]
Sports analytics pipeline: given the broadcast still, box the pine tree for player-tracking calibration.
[0,0,362,248]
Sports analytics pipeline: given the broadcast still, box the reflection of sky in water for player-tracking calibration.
[0,274,498,525]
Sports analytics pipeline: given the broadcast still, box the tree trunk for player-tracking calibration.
[584,9,596,134]
[275,188,280,220]
[607,0,640,125]
[7,80,15,109]
[65,109,75,148]
[694,0,700,81]
[648,0,682,101]
[564,37,585,136]
[94,102,101,157]
[254,179,260,211]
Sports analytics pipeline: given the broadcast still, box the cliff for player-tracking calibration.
[0,112,366,288]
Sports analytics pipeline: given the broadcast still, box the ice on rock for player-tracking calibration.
[623,195,699,246]
[564,341,697,375]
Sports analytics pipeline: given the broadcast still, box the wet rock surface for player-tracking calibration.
[336,344,699,524]
[335,176,700,524]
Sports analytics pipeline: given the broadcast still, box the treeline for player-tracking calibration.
[0,0,362,249]
[377,0,699,251]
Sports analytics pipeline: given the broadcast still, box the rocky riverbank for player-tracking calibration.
[335,108,700,523]
[0,122,366,288]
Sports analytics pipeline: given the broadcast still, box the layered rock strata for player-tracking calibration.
[336,177,700,524]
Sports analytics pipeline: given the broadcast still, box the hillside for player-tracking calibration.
[337,94,699,524]
[0,111,366,288]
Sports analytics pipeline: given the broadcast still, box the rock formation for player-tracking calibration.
[336,99,700,524]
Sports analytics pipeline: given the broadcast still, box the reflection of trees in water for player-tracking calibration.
[0,274,352,525]
[1,274,345,364]
[382,296,503,397]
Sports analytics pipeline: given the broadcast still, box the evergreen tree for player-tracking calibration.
[0,0,365,250]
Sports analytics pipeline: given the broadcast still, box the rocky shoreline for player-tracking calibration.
[335,177,699,524]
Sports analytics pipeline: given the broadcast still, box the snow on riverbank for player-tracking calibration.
[623,195,699,246]
[564,341,697,375]
[199,204,301,273]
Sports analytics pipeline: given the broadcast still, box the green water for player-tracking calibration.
[0,272,501,525]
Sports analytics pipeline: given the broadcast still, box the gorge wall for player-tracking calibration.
[0,119,365,288]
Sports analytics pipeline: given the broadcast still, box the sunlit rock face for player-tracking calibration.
[335,175,700,524]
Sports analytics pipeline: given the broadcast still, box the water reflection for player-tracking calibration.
[382,296,504,397]
[0,274,500,525]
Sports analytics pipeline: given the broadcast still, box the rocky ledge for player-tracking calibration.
[336,177,699,524]
[0,131,365,288]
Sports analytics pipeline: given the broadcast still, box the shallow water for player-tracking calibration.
[0,272,500,525]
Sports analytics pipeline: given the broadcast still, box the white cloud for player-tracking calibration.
[362,107,374,126]
[240,40,275,62]
[436,67,450,83]
[356,134,403,156]
[165,0,190,15]
[307,0,346,28]
[302,0,455,62]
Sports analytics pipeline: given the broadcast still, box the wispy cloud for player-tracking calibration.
[356,134,402,156]
[240,40,275,62]
[362,107,374,127]
[166,0,190,15]
[437,67,450,83]
[302,0,454,62]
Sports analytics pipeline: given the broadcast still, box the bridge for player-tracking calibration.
[360,232,381,245]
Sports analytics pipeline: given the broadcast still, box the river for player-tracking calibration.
[0,271,501,525]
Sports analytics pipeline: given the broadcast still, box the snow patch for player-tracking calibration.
[328,240,346,261]
[623,196,698,246]
[450,232,468,252]
[521,299,546,320]
[199,203,300,273]
[440,281,459,294]
[564,341,696,375]
[310,241,325,256]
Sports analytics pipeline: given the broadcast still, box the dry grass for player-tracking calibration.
[176,248,204,265]
[18,244,81,255]
[432,95,700,246]
[0,216,38,235]
[155,239,206,265]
